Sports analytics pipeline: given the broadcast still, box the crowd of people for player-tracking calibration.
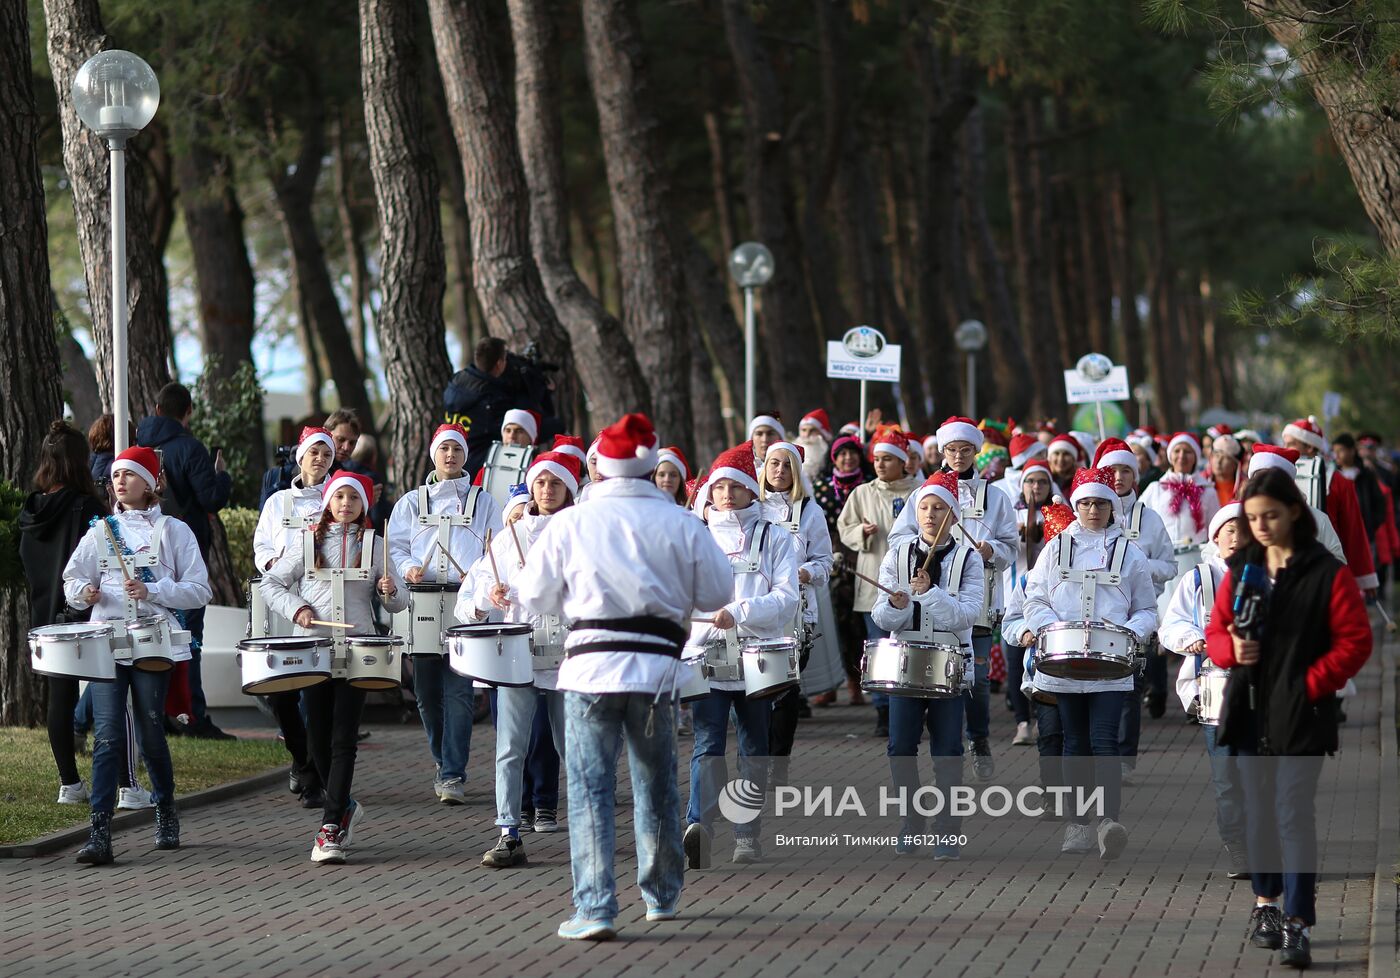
[19,346,1394,965]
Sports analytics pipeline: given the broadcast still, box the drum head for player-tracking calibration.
[32,622,113,641]
[238,636,332,652]
[243,673,329,695]
[133,658,175,673]
[347,677,400,691]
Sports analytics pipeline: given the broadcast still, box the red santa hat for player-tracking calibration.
[911,470,961,516]
[1209,502,1242,542]
[869,426,910,463]
[746,413,785,440]
[921,434,941,454]
[322,471,374,517]
[551,434,588,466]
[112,447,160,491]
[709,444,761,496]
[656,446,691,481]
[1069,466,1117,506]
[501,409,540,443]
[1167,431,1202,459]
[1042,503,1075,542]
[1248,443,1300,477]
[1021,457,1053,480]
[1092,437,1137,471]
[526,451,581,497]
[1282,416,1327,453]
[1213,433,1242,458]
[595,413,659,478]
[430,423,469,458]
[294,426,336,464]
[839,420,862,438]
[1009,432,1045,468]
[798,409,832,440]
[1046,433,1082,461]
[935,415,984,451]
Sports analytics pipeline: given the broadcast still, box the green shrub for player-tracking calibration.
[222,506,259,585]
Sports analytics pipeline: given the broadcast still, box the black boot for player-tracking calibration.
[873,706,889,738]
[76,812,114,865]
[155,802,180,850]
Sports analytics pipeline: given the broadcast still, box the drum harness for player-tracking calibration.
[1191,561,1220,680]
[98,515,176,654]
[700,521,773,683]
[1054,533,1131,622]
[958,479,1002,635]
[777,499,818,646]
[302,526,377,672]
[416,482,482,584]
[893,539,970,650]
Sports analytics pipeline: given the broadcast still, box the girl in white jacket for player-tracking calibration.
[64,447,212,864]
[261,471,407,864]
[1019,467,1158,862]
[1138,431,1220,546]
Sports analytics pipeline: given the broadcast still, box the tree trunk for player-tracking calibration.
[174,134,266,475]
[426,0,579,428]
[703,103,743,318]
[0,587,42,726]
[57,314,102,431]
[508,0,651,425]
[681,229,759,445]
[360,0,455,493]
[690,323,728,464]
[803,0,853,344]
[1107,172,1145,397]
[267,96,375,429]
[720,0,824,414]
[1145,185,1179,432]
[333,117,374,369]
[578,0,693,445]
[43,0,173,419]
[1078,170,1113,357]
[0,0,63,485]
[425,54,479,357]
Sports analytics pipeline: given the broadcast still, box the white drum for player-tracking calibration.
[860,639,968,698]
[29,623,116,683]
[346,635,404,691]
[396,583,458,655]
[1035,621,1139,681]
[677,655,710,702]
[446,623,534,688]
[237,636,332,695]
[1198,665,1229,726]
[741,638,800,700]
[123,616,176,673]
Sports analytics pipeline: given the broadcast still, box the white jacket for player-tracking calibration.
[760,493,834,623]
[457,509,567,690]
[1112,490,1177,594]
[1139,473,1220,546]
[63,506,212,661]
[870,540,984,651]
[261,524,409,641]
[253,477,325,572]
[686,503,800,691]
[515,477,733,695]
[1021,522,1159,693]
[889,472,1018,614]
[387,475,503,586]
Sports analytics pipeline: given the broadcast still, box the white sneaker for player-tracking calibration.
[1098,818,1128,861]
[118,786,154,810]
[1061,822,1095,854]
[437,778,466,805]
[57,781,90,805]
[1012,721,1034,746]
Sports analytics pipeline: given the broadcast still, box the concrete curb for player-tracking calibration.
[1370,610,1397,978]
[0,763,291,859]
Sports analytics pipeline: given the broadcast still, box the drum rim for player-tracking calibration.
[407,582,459,593]
[446,623,533,637]
[860,679,962,697]
[863,638,963,653]
[740,638,797,652]
[346,635,406,647]
[33,623,115,641]
[125,614,166,630]
[1037,620,1139,639]
[237,636,334,651]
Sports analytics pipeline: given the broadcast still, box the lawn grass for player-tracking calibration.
[0,727,287,845]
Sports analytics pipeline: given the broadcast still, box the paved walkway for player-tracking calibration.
[3,622,1393,978]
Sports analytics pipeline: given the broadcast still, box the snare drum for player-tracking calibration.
[1198,665,1229,726]
[123,616,176,672]
[446,623,534,687]
[237,636,332,694]
[29,623,116,683]
[346,635,405,690]
[1034,621,1139,681]
[677,654,711,702]
[860,639,968,697]
[741,638,799,699]
[395,583,458,655]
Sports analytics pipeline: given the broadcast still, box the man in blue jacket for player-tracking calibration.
[137,382,234,740]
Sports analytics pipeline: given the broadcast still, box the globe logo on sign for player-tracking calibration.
[717,779,765,825]
[842,326,885,359]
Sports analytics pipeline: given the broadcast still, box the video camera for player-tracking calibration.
[274,444,296,467]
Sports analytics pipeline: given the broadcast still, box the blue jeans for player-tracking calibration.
[564,692,684,920]
[522,692,562,811]
[1119,672,1143,764]
[688,688,771,838]
[495,685,565,828]
[1004,641,1030,724]
[90,665,174,815]
[413,654,475,781]
[863,614,888,708]
[1056,689,1126,823]
[887,694,964,832]
[1232,746,1323,925]
[964,633,992,741]
[1203,724,1245,848]
[184,606,208,723]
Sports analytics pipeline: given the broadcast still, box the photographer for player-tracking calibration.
[443,337,557,474]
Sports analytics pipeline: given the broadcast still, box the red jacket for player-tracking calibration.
[1376,483,1398,568]
[1327,471,1378,590]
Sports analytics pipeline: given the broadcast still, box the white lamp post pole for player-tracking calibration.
[954,320,988,421]
[743,285,756,424]
[729,242,774,423]
[110,142,128,451]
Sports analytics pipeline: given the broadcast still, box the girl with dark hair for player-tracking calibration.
[1206,467,1371,968]
[19,421,109,803]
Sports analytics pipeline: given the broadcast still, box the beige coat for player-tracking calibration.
[836,475,918,612]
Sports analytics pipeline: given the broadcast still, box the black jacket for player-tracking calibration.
[137,415,231,555]
[1218,540,1346,756]
[19,488,108,628]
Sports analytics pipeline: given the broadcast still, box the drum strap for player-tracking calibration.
[729,521,772,575]
[304,527,375,659]
[417,483,479,582]
[894,542,968,642]
[960,478,988,521]
[281,489,318,531]
[1295,456,1326,511]
[1056,536,1129,620]
[1197,562,1217,627]
[568,615,688,657]
[100,516,167,621]
[1126,501,1145,541]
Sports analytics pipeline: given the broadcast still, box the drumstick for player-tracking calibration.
[382,525,390,583]
[101,519,133,583]
[485,528,502,586]
[851,568,899,598]
[508,519,526,568]
[440,547,468,580]
[691,617,715,624]
[309,619,354,630]
[919,509,955,574]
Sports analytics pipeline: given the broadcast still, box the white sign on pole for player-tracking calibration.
[1063,365,1130,404]
[827,326,902,383]
[1321,391,1342,419]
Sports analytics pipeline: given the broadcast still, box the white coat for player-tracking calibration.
[760,493,834,623]
[261,523,409,638]
[253,477,325,573]
[1139,472,1220,546]
[387,474,503,586]
[514,477,733,696]
[62,506,212,661]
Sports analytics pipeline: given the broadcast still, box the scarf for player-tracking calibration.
[1163,474,1207,533]
[831,467,864,507]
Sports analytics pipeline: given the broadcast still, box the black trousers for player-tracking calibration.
[47,676,81,785]
[304,679,367,826]
[768,642,812,758]
[269,690,322,792]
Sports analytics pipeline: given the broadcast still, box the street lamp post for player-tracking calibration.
[729,242,774,423]
[954,320,988,419]
[1133,383,1153,430]
[72,51,160,454]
